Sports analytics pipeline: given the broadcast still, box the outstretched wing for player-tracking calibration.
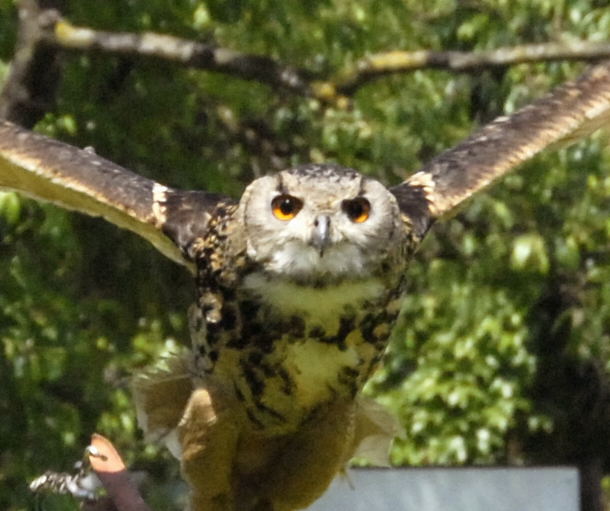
[391,61,610,237]
[0,121,230,271]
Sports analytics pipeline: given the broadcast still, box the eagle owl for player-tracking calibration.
[189,164,412,422]
[2,61,610,510]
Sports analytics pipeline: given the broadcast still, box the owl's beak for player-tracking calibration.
[310,215,331,256]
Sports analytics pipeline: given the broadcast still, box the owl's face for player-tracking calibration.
[239,164,404,283]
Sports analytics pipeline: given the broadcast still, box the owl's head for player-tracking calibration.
[239,164,405,283]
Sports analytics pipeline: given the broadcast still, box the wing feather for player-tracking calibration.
[0,121,229,271]
[391,61,610,235]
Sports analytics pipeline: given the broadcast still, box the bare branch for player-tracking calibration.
[336,41,610,95]
[46,19,314,97]
[7,8,610,111]
[0,0,62,127]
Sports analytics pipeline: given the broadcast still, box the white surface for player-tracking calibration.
[309,467,579,511]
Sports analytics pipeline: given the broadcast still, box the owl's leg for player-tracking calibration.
[251,400,356,511]
[179,386,241,511]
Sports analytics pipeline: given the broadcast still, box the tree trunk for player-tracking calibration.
[579,457,604,511]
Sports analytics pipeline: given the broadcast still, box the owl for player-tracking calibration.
[2,61,610,510]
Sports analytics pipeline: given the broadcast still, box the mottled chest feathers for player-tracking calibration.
[201,273,402,429]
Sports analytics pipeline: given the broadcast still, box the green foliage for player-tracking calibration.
[1,1,610,509]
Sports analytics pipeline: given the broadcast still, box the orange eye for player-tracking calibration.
[271,194,303,221]
[342,197,371,223]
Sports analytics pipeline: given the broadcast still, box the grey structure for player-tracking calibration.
[311,467,579,511]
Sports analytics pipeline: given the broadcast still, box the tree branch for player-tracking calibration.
[336,41,610,95]
[47,19,314,97]
[7,8,610,111]
[46,18,610,102]
[0,0,63,127]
